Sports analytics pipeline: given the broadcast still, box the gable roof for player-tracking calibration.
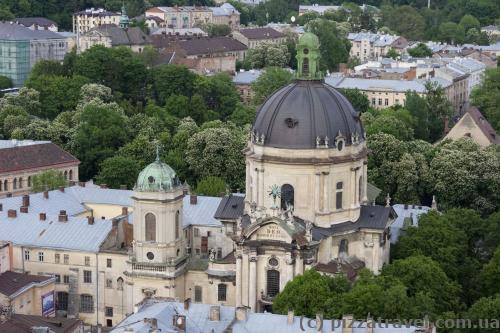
[0,142,79,174]
[237,27,284,40]
[177,36,247,55]
[465,107,500,144]
[214,194,245,220]
[0,314,80,333]
[0,271,53,297]
[0,22,64,40]
[88,24,151,46]
[14,17,58,28]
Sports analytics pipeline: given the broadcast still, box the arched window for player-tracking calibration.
[339,239,348,258]
[69,170,73,180]
[64,171,68,180]
[18,178,23,189]
[217,283,227,302]
[280,184,294,210]
[3,180,7,191]
[175,210,180,239]
[336,182,343,210]
[117,277,124,290]
[0,180,2,192]
[145,213,156,242]
[27,176,31,187]
[13,178,17,190]
[358,176,363,203]
[267,269,280,297]
[302,57,309,75]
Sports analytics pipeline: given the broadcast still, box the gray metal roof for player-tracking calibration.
[391,204,431,243]
[87,25,151,46]
[0,22,65,40]
[325,76,453,93]
[253,80,364,149]
[232,69,262,85]
[183,195,222,227]
[214,194,244,220]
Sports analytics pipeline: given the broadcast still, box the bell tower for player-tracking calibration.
[296,32,322,80]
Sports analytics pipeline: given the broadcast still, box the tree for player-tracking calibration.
[28,60,66,78]
[95,156,140,189]
[195,176,227,196]
[246,43,290,69]
[480,247,500,296]
[150,64,197,105]
[338,88,370,113]
[423,81,453,142]
[471,68,500,131]
[362,108,415,141]
[404,91,429,140]
[0,76,12,90]
[408,43,433,58]
[439,22,466,44]
[251,67,293,105]
[467,295,500,333]
[307,19,351,72]
[201,23,231,37]
[31,170,66,192]
[229,104,256,126]
[386,47,400,59]
[384,5,426,40]
[195,73,240,120]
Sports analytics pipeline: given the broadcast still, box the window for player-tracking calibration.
[378,98,382,106]
[195,248,200,255]
[64,171,68,180]
[105,306,113,317]
[3,180,7,192]
[385,98,389,106]
[69,170,73,180]
[56,292,68,311]
[38,252,44,262]
[217,248,222,259]
[175,211,180,239]
[194,228,199,237]
[302,57,309,75]
[106,319,113,327]
[106,258,112,268]
[218,284,227,302]
[358,176,363,203]
[207,231,211,237]
[55,274,61,283]
[395,99,399,104]
[63,275,70,284]
[24,250,30,261]
[64,254,69,264]
[336,182,343,210]
[80,294,94,313]
[117,277,124,290]
[54,254,60,264]
[371,98,376,105]
[194,286,202,302]
[280,184,294,210]
[18,178,22,188]
[84,256,90,266]
[13,178,17,190]
[267,270,280,297]
[27,176,31,187]
[339,239,348,257]
[106,279,113,288]
[145,213,156,241]
[83,270,92,283]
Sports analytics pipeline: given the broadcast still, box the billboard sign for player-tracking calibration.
[41,291,55,317]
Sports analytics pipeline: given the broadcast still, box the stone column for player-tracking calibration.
[248,255,257,311]
[350,167,358,209]
[315,172,321,213]
[362,162,369,203]
[254,168,259,206]
[236,253,242,307]
[258,168,265,208]
[285,253,294,283]
[125,282,134,314]
[323,172,330,212]
[245,163,250,200]
[295,254,304,275]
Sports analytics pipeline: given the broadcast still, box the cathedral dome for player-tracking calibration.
[252,80,364,149]
[135,158,180,192]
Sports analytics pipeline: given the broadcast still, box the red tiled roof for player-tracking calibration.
[0,271,53,296]
[0,143,79,174]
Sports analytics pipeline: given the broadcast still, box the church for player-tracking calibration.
[123,32,396,313]
[0,32,396,327]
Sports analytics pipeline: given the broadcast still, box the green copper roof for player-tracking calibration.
[135,157,180,192]
[119,4,129,29]
[296,32,322,80]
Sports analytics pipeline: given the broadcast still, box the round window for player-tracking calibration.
[146,252,154,260]
[148,176,155,184]
[269,257,278,267]
[337,140,344,151]
[303,48,309,55]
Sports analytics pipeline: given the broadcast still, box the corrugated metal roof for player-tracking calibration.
[0,22,65,40]
[214,194,245,220]
[391,204,430,243]
[232,69,262,85]
[182,195,222,227]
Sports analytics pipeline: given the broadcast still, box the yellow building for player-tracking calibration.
[444,107,500,147]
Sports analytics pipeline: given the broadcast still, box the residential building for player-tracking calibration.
[210,3,240,29]
[151,27,207,37]
[444,107,500,147]
[348,32,408,62]
[13,17,58,32]
[0,271,55,316]
[0,242,12,274]
[0,23,68,86]
[78,25,151,53]
[391,204,432,243]
[73,8,120,34]
[145,6,213,29]
[110,299,434,333]
[233,69,263,104]
[166,36,247,73]
[434,67,469,112]
[0,314,82,333]
[481,25,500,39]
[0,140,79,198]
[299,4,341,15]
[447,57,486,97]
[232,27,286,49]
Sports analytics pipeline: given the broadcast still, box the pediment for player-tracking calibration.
[245,218,294,243]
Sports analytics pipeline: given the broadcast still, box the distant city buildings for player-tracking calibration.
[79,24,151,53]
[348,32,408,62]
[12,17,58,32]
[73,8,120,34]
[232,27,286,49]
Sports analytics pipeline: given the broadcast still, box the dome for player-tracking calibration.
[298,32,320,48]
[135,158,180,192]
[252,80,364,149]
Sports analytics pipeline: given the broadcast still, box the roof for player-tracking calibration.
[253,80,364,149]
[325,76,451,94]
[0,314,81,333]
[237,27,285,40]
[0,22,65,40]
[214,194,245,220]
[87,24,151,46]
[0,139,49,149]
[299,5,340,14]
[312,205,396,240]
[313,257,365,280]
[0,142,79,174]
[14,17,57,28]
[75,8,120,16]
[211,3,240,16]
[450,107,500,144]
[148,6,211,13]
[183,195,223,227]
[391,204,430,243]
[232,69,262,84]
[177,36,247,55]
[136,159,180,192]
[0,271,53,297]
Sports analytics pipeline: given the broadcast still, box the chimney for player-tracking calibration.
[120,185,127,190]
[366,315,374,333]
[87,216,95,225]
[183,187,189,196]
[209,306,220,321]
[43,191,49,199]
[22,194,30,207]
[287,310,294,325]
[143,318,158,331]
[100,184,108,189]
[235,306,249,321]
[173,315,186,331]
[122,207,128,216]
[183,298,191,310]
[58,210,68,222]
[59,186,65,192]
[342,314,353,333]
[20,206,28,213]
[315,314,322,331]
[39,213,46,221]
[6,193,12,198]
[7,209,17,218]
[112,218,119,227]
[190,194,197,205]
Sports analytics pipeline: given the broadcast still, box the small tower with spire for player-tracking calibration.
[296,32,322,80]
[119,3,129,30]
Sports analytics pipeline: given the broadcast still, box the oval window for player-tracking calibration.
[337,140,344,151]
[147,252,154,260]
[303,48,309,55]
[148,176,155,184]
[269,257,278,267]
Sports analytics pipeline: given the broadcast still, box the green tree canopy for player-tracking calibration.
[251,67,293,105]
[408,43,433,58]
[31,170,66,192]
[194,176,227,196]
[95,155,140,190]
[470,67,500,131]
